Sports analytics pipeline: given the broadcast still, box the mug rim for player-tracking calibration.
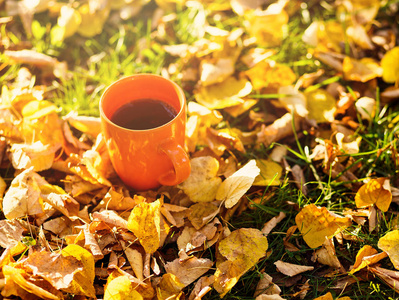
[99,74,186,132]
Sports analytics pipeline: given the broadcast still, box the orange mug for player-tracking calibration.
[99,74,191,191]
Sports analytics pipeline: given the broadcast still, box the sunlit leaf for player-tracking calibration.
[104,275,143,300]
[378,230,399,270]
[178,156,222,203]
[350,245,387,274]
[274,260,314,277]
[77,3,110,37]
[61,244,96,298]
[195,76,252,109]
[355,178,392,212]
[214,228,268,297]
[57,5,82,39]
[253,159,282,186]
[216,160,260,208]
[381,47,399,84]
[127,199,162,254]
[10,141,56,172]
[342,57,382,82]
[295,204,351,249]
[305,89,336,123]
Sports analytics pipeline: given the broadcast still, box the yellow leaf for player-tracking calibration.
[343,57,382,82]
[245,60,296,90]
[77,3,110,37]
[127,199,162,254]
[295,204,351,249]
[355,178,392,212]
[214,228,268,297]
[381,47,399,84]
[65,113,102,137]
[253,159,282,186]
[178,156,222,203]
[350,245,387,274]
[378,230,399,270]
[305,89,336,123]
[313,292,333,300]
[156,273,185,300]
[61,244,96,298]
[245,3,289,47]
[104,275,143,300]
[200,57,236,86]
[195,76,252,109]
[21,100,58,120]
[188,202,219,230]
[216,160,260,208]
[57,5,82,38]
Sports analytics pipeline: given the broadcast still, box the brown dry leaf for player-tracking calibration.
[257,113,301,146]
[178,156,222,203]
[81,149,112,187]
[274,260,314,277]
[9,141,57,172]
[195,76,252,109]
[188,275,214,300]
[43,192,79,219]
[342,57,382,82]
[127,199,162,254]
[381,46,399,84]
[254,272,282,297]
[253,159,282,187]
[349,245,387,274]
[378,229,399,270]
[355,97,376,120]
[23,249,83,289]
[369,266,399,293]
[214,228,268,297]
[124,246,144,281]
[164,255,213,286]
[295,204,352,249]
[95,188,143,211]
[199,57,236,86]
[4,50,58,68]
[313,238,344,270]
[261,212,286,236]
[0,219,25,248]
[216,160,260,208]
[92,210,128,229]
[2,168,44,219]
[161,203,189,228]
[355,178,392,212]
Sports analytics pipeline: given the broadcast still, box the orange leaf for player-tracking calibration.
[355,178,392,212]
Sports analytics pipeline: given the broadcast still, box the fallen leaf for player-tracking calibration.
[355,97,376,120]
[188,202,220,230]
[127,199,162,254]
[178,156,222,203]
[278,85,308,118]
[305,89,336,123]
[254,272,282,297]
[104,275,143,300]
[76,3,110,37]
[274,260,314,277]
[355,178,392,212]
[216,160,260,208]
[381,46,399,84]
[253,159,282,186]
[2,168,44,219]
[257,113,301,146]
[295,204,352,249]
[156,273,185,300]
[349,245,383,274]
[0,219,25,248]
[60,244,96,298]
[342,57,382,82]
[164,256,213,286]
[9,141,56,172]
[195,76,252,109]
[378,230,399,270]
[214,228,268,297]
[261,212,286,236]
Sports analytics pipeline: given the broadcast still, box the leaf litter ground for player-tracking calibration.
[0,0,399,299]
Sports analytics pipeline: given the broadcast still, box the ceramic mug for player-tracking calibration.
[99,74,191,191]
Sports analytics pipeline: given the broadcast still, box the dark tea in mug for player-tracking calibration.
[111,98,177,130]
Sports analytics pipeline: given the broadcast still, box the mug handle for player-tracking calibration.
[158,138,191,186]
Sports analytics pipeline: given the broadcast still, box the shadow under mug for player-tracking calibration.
[99,74,191,191]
